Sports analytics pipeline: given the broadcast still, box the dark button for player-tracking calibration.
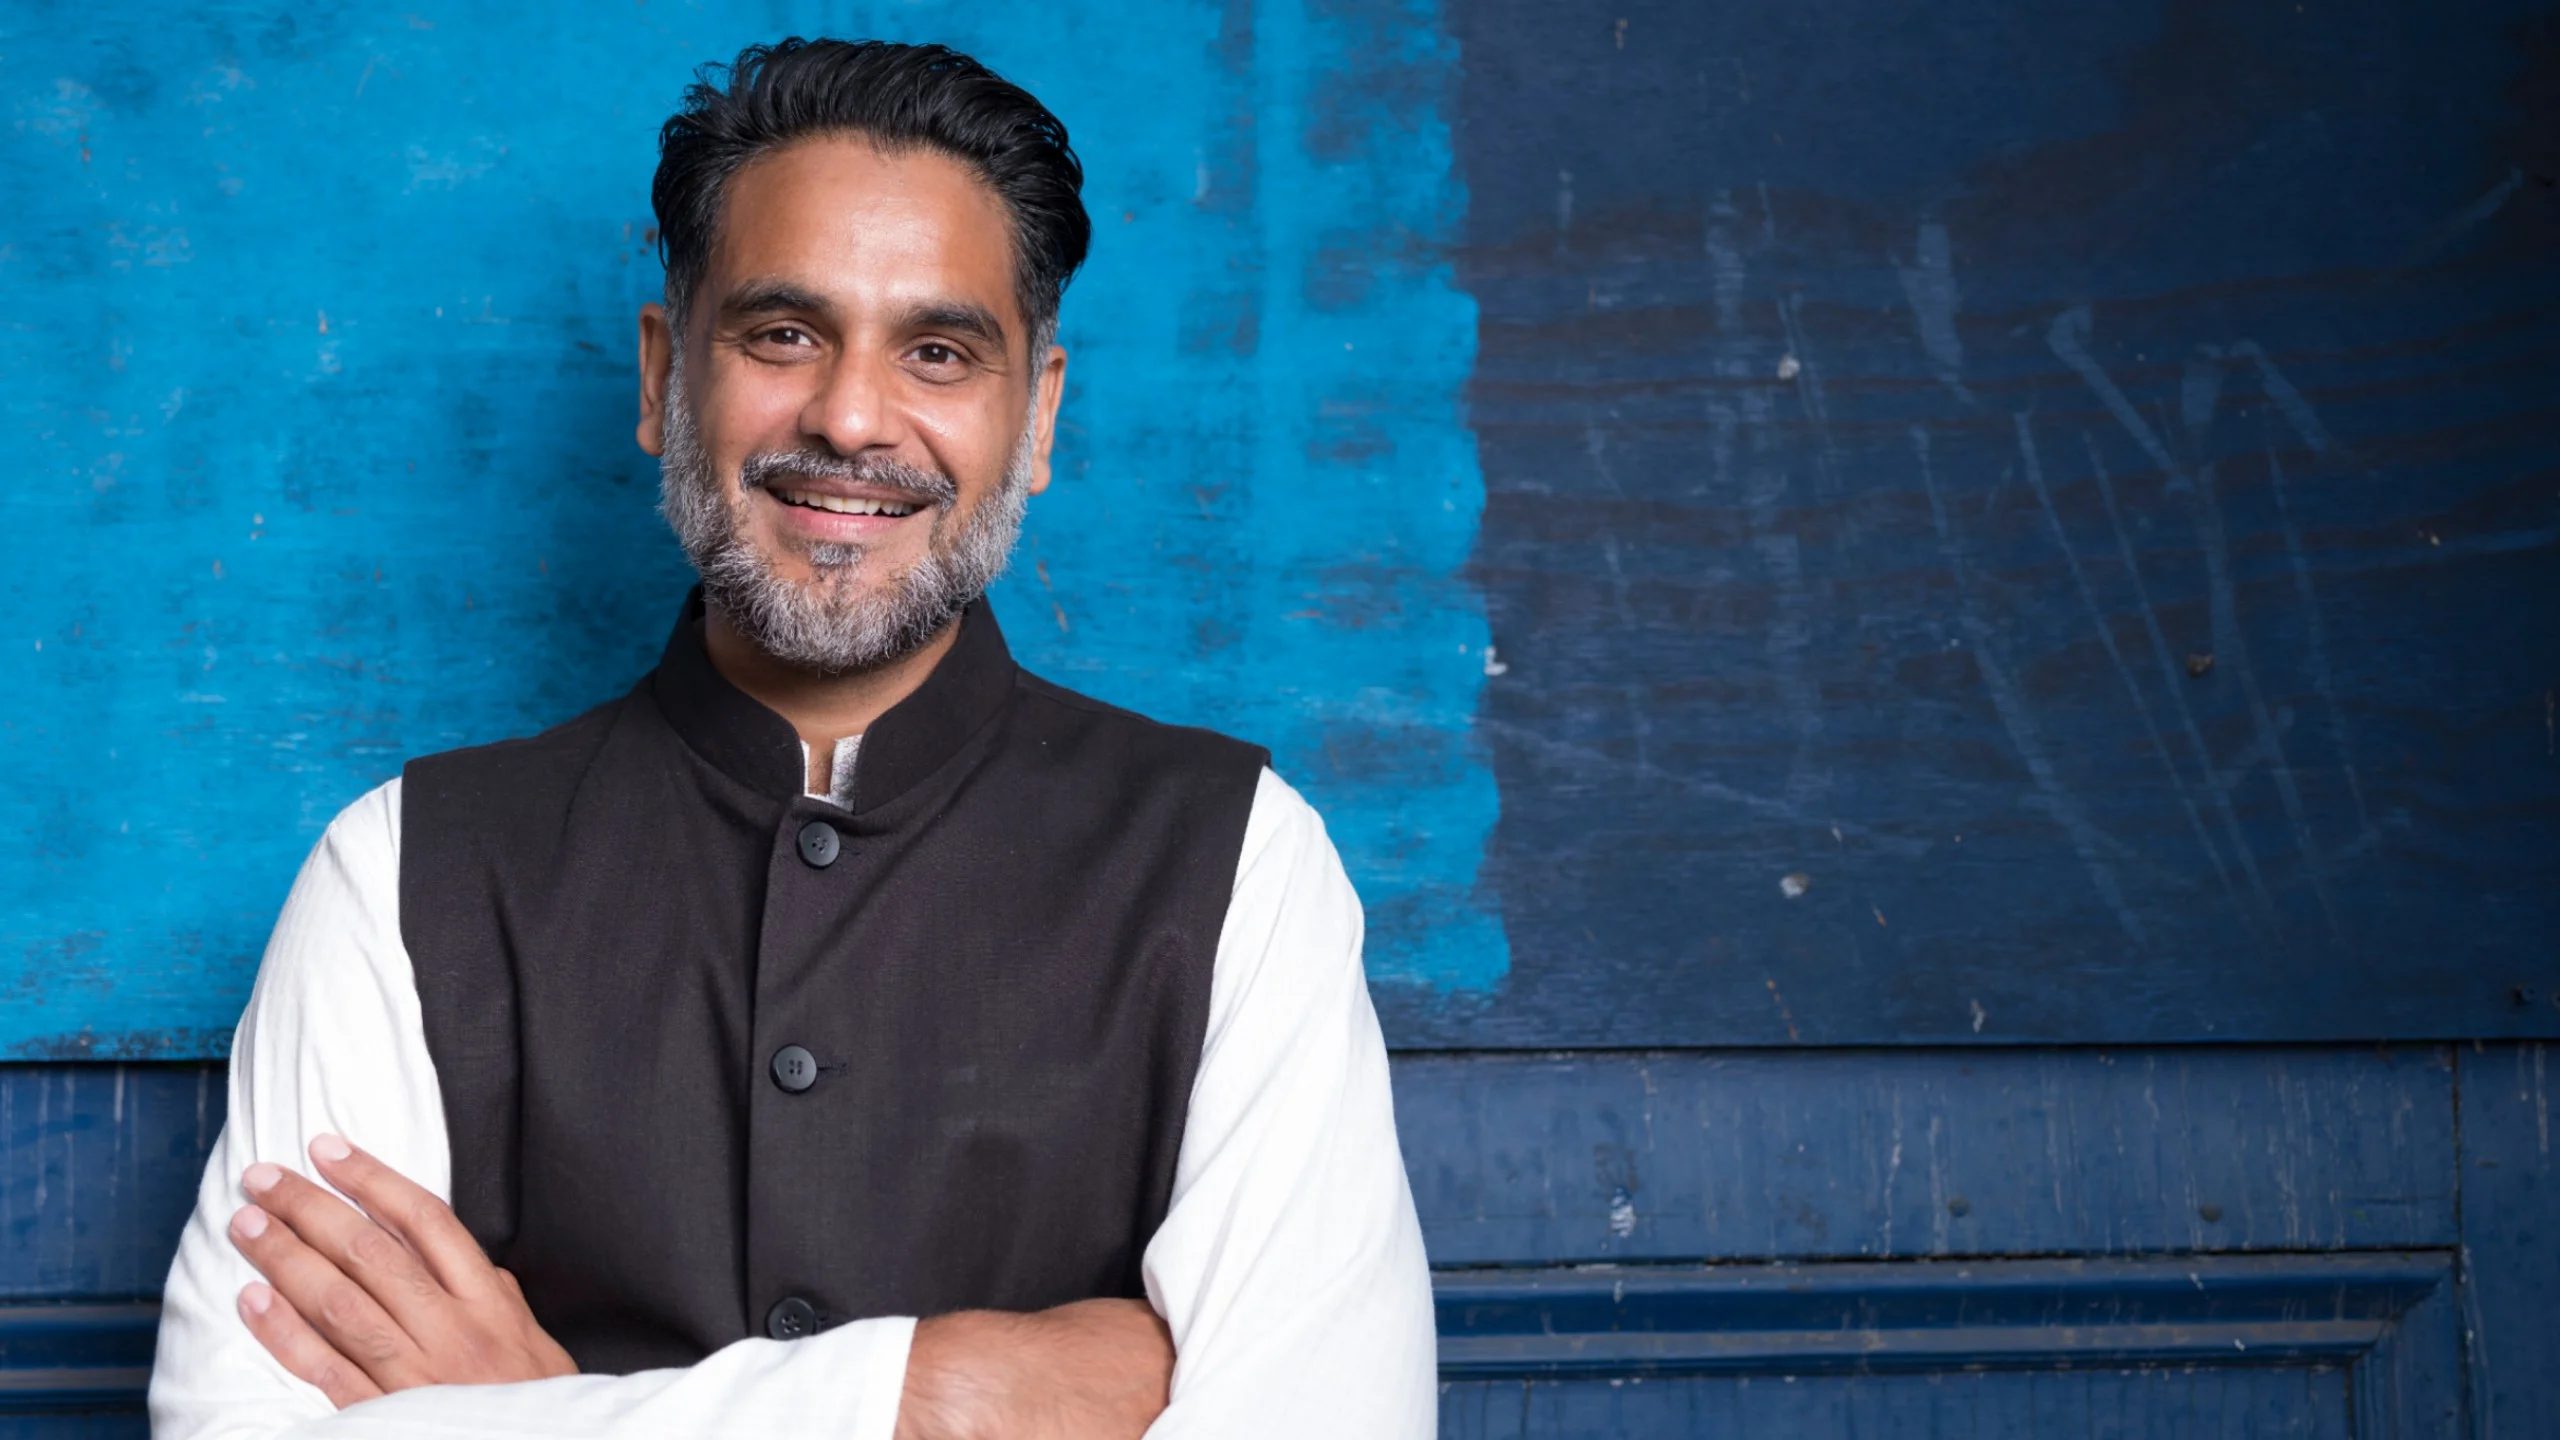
[771,1044,818,1093]
[765,1295,819,1341]
[796,820,841,868]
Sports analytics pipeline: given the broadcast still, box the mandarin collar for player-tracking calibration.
[648,588,1018,813]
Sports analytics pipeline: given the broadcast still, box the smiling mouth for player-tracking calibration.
[772,489,923,518]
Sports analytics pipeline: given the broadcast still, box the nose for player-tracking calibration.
[798,347,910,458]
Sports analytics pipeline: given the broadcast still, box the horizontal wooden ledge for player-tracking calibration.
[1,1256,2457,1403]
[1431,1252,2451,1378]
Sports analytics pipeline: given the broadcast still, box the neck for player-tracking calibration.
[699,603,963,794]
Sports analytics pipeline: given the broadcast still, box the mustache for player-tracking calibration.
[736,449,959,508]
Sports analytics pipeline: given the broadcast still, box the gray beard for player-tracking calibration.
[657,367,1034,675]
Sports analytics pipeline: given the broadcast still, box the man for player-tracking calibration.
[148,38,1437,1440]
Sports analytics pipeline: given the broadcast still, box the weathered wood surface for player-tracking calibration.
[0,0,1503,1058]
[9,2,2553,1059]
[2455,1042,2559,1439]
[3,1049,2526,1436]
[1396,1048,2456,1264]
[1383,0,2560,1047]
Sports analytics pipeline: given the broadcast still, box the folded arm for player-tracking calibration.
[149,781,917,1440]
[1133,768,1440,1437]
[151,769,1430,1440]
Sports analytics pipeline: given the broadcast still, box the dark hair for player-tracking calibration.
[652,39,1090,351]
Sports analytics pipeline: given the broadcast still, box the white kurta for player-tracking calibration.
[149,765,1437,1439]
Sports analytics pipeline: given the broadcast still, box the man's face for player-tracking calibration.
[638,136,1066,672]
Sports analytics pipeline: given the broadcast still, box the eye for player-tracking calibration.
[757,326,815,348]
[913,342,961,367]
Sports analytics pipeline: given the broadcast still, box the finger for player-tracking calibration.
[246,1162,451,1324]
[308,1134,494,1298]
[230,1199,430,1390]
[239,1281,386,1410]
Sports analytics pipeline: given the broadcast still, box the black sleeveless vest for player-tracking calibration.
[398,593,1266,1373]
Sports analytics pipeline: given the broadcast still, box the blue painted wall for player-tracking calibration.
[1399,0,2560,1046]
[7,0,2559,1434]
[1,0,1503,1058]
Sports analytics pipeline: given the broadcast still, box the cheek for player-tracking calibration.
[914,394,1026,496]
[698,364,812,462]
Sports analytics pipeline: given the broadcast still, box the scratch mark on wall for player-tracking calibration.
[2015,413,2241,917]
[1879,1087,1904,1255]
[1775,292,1842,499]
[2182,351,2343,942]
[1895,220,1973,404]
[2226,341,2340,458]
[2265,448,2378,850]
[1479,719,1929,857]
[1709,200,1830,816]
[2052,311,2283,922]
[1583,422,1656,774]
[1916,425,2145,950]
[2049,306,2182,479]
[2402,166,2525,269]
[1763,977,1801,1042]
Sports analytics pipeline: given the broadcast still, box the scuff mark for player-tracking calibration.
[2052,316,2280,920]
[1763,977,1801,1042]
[2226,340,2340,458]
[2402,167,2525,269]
[2016,413,2240,916]
[1708,202,1829,815]
[2266,448,2378,849]
[1917,425,2146,950]
[1895,219,1973,403]
[2193,449,2344,943]
[1607,1185,1636,1237]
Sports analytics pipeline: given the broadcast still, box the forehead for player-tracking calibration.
[706,135,1018,321]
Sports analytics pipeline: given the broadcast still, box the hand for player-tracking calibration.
[896,1298,1174,1440]
[228,1134,577,1407]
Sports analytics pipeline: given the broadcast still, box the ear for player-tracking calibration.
[637,303,674,457]
[1023,343,1068,497]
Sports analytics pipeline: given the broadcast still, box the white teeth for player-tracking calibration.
[779,490,918,518]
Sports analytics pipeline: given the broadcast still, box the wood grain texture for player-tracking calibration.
[1398,1048,2456,1265]
[2455,1042,2559,1439]
[1376,0,2560,1047]
[0,1067,215,1301]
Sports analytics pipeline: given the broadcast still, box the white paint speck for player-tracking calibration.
[1780,872,1810,899]
[1969,999,1988,1033]
[1482,645,1509,678]
[1776,354,1801,381]
[1607,1187,1637,1237]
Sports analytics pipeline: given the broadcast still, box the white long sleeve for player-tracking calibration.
[149,767,1433,1439]
[147,780,917,1440]
[1139,768,1439,1437]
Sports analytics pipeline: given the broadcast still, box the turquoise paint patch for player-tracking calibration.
[0,0,1504,1056]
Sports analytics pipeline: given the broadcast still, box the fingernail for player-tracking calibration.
[240,1283,273,1316]
[242,1163,282,1194]
[310,1133,351,1163]
[232,1205,270,1239]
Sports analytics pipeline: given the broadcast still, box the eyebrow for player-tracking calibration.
[903,300,1008,352]
[716,279,834,324]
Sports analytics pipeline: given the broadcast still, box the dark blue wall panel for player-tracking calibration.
[2455,1042,2560,1439]
[1393,0,2560,1047]
[0,1052,2517,1435]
